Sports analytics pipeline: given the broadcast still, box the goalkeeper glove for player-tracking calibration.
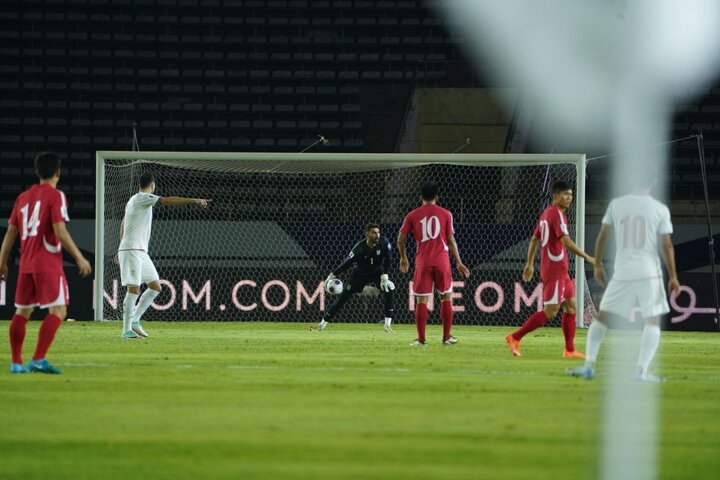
[380,274,395,292]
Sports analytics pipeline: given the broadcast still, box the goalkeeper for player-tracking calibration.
[315,223,396,332]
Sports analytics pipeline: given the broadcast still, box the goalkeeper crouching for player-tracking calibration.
[315,223,396,332]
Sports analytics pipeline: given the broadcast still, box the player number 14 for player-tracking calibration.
[20,201,41,240]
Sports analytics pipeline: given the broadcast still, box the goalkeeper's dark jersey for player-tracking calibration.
[332,236,392,277]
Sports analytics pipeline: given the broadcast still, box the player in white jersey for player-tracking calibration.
[569,166,680,381]
[118,172,210,338]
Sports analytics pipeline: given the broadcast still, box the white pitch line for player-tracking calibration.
[52,361,720,382]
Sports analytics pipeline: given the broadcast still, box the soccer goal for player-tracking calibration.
[94,151,595,327]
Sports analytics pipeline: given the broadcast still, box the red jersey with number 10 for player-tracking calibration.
[8,184,69,274]
[532,205,571,281]
[400,204,454,267]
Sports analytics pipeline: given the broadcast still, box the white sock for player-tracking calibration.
[123,292,138,333]
[384,317,392,327]
[637,324,661,375]
[585,320,608,368]
[133,289,160,323]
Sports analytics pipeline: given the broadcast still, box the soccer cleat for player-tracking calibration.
[132,321,148,338]
[442,336,459,345]
[310,320,328,331]
[384,324,394,333]
[121,330,140,339]
[567,366,596,380]
[634,372,665,383]
[505,334,522,357]
[563,349,586,359]
[27,359,62,375]
[409,339,427,347]
[10,363,29,374]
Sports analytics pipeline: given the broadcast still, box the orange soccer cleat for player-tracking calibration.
[563,349,586,359]
[505,334,522,357]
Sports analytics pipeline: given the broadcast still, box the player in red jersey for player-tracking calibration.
[398,181,470,346]
[505,181,595,358]
[0,152,92,374]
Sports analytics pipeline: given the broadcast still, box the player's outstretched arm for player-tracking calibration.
[561,235,595,266]
[593,224,611,287]
[397,232,409,273]
[159,197,212,207]
[660,234,680,294]
[330,256,355,278]
[447,233,470,278]
[0,224,18,281]
[522,236,539,282]
[52,222,92,277]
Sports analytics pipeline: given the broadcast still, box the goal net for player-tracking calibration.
[95,152,596,327]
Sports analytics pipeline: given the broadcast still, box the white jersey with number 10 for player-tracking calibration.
[601,194,673,282]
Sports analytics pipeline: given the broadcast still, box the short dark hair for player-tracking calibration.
[139,172,155,189]
[630,162,658,188]
[551,181,572,194]
[420,181,438,201]
[34,151,61,180]
[365,222,380,232]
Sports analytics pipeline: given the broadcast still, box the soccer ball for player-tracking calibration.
[326,278,344,295]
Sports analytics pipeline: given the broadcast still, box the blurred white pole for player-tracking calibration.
[437,1,720,479]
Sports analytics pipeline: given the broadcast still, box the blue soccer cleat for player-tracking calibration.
[10,363,29,374]
[27,359,62,375]
[121,330,140,339]
[567,366,595,380]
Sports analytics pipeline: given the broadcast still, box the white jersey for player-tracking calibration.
[118,192,160,252]
[602,194,673,281]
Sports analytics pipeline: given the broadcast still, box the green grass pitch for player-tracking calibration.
[0,322,718,480]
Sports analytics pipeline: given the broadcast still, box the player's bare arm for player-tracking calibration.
[52,221,92,277]
[660,233,680,295]
[593,224,611,287]
[447,233,470,277]
[0,224,19,281]
[397,231,409,273]
[560,235,596,266]
[522,236,539,282]
[159,197,212,207]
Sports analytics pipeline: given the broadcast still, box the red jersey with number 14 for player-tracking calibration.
[400,204,454,267]
[8,184,69,274]
[533,205,571,282]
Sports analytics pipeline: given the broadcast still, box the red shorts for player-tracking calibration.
[542,277,574,306]
[412,263,452,296]
[15,272,69,309]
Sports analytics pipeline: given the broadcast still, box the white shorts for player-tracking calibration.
[599,276,670,320]
[118,250,159,287]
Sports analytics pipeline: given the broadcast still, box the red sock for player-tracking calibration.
[9,314,28,364]
[440,300,453,340]
[512,311,549,341]
[562,312,577,351]
[415,302,428,342]
[33,314,62,361]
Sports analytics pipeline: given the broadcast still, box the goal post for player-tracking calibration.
[94,151,594,327]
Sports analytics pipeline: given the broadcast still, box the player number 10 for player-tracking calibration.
[419,216,441,242]
[619,215,646,249]
[19,201,42,240]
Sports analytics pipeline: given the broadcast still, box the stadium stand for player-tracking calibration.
[0,0,718,220]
